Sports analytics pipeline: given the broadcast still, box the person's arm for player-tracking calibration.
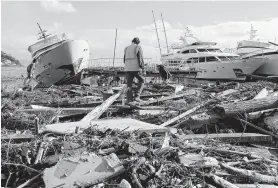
[136,46,144,69]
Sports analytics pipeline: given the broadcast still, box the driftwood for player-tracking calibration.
[234,184,278,188]
[237,118,278,139]
[214,96,278,116]
[226,159,262,166]
[137,89,197,106]
[204,174,239,188]
[17,171,43,188]
[81,85,127,121]
[181,145,278,165]
[161,100,211,127]
[221,163,278,184]
[177,133,271,143]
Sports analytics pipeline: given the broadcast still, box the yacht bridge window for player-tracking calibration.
[206,56,219,62]
[207,49,222,52]
[197,49,209,52]
[217,56,229,61]
[181,49,197,54]
[199,57,206,62]
[186,57,199,63]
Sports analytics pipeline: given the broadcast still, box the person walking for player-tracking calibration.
[124,37,146,103]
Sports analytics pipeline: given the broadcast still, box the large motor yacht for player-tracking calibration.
[236,25,278,76]
[26,23,90,86]
[161,28,266,81]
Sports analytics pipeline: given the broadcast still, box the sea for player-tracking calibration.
[1,66,27,92]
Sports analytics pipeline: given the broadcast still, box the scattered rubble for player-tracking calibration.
[1,80,278,188]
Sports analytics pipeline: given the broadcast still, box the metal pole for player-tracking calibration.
[152,10,162,56]
[112,28,118,70]
[161,13,169,53]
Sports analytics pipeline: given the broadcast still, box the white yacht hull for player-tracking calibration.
[167,58,266,81]
[30,40,90,85]
[249,54,278,76]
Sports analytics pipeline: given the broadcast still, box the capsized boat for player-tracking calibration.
[160,28,266,81]
[26,23,90,86]
[236,24,278,76]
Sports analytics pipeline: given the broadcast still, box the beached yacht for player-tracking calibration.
[161,28,266,81]
[236,25,278,76]
[26,23,90,86]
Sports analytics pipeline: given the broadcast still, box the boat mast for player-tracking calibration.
[37,23,50,40]
[152,10,162,57]
[249,24,257,40]
[112,28,118,71]
[161,13,169,53]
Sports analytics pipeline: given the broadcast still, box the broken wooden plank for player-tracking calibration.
[237,118,278,139]
[137,89,197,106]
[234,184,278,188]
[41,118,169,135]
[138,109,176,116]
[177,133,272,143]
[214,96,278,116]
[16,107,94,115]
[204,174,239,188]
[161,100,211,127]
[43,153,125,188]
[179,112,221,129]
[1,134,34,142]
[221,163,278,184]
[81,85,127,121]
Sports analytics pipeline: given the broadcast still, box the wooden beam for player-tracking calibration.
[41,118,169,135]
[81,85,127,121]
[137,89,197,106]
[161,100,211,127]
[237,118,278,139]
[214,96,278,116]
[177,133,272,143]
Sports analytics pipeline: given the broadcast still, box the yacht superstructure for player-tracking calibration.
[161,28,265,81]
[27,23,90,86]
[236,25,278,76]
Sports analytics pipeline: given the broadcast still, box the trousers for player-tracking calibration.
[125,71,144,102]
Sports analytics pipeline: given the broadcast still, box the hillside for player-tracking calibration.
[1,51,23,67]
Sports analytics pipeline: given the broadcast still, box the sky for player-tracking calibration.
[1,1,278,64]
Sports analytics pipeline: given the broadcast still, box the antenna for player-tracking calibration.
[37,23,50,40]
[152,10,162,57]
[161,13,169,53]
[249,24,257,40]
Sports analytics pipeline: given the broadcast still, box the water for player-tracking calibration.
[1,66,27,79]
[1,66,27,91]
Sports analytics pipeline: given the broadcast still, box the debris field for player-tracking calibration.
[1,79,278,188]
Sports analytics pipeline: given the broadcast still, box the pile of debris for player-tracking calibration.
[1,80,278,188]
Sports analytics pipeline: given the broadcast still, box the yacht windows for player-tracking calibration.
[189,49,197,53]
[182,50,190,54]
[217,56,229,61]
[186,57,198,63]
[227,56,238,60]
[206,56,219,62]
[197,49,208,52]
[207,49,216,52]
[199,57,206,62]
